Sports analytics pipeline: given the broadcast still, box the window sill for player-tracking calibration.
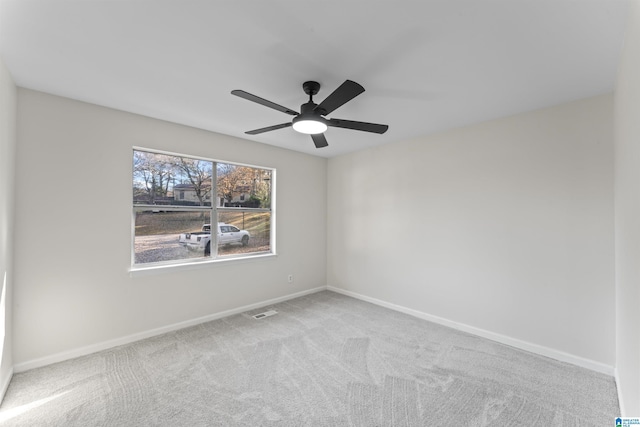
[129,252,277,277]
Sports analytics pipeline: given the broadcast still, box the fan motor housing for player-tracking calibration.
[299,101,318,115]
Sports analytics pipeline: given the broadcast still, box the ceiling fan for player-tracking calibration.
[231,80,389,148]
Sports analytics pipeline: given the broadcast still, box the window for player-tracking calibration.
[132,148,274,267]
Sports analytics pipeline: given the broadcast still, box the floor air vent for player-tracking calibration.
[252,310,278,320]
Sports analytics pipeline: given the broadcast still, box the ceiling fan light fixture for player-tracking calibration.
[232,79,388,148]
[292,118,327,134]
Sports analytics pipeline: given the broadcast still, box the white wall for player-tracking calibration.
[13,89,327,366]
[328,94,615,369]
[6,75,623,397]
[615,0,640,416]
[0,58,17,398]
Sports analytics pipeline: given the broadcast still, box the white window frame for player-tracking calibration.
[130,147,276,274]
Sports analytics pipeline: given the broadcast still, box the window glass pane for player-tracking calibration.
[134,150,213,207]
[132,149,274,267]
[134,210,211,264]
[217,163,271,208]
[217,211,271,256]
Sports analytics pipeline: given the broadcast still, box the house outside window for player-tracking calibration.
[132,148,274,267]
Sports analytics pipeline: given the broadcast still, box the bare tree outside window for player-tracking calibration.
[174,158,212,206]
[133,151,176,205]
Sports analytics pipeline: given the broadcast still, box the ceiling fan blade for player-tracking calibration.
[245,122,292,135]
[311,133,329,148]
[314,80,364,116]
[327,118,389,134]
[231,90,299,116]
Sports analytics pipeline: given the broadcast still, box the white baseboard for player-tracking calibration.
[13,286,326,373]
[0,367,13,405]
[13,285,616,378]
[327,286,615,377]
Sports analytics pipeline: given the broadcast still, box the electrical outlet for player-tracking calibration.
[288,274,294,283]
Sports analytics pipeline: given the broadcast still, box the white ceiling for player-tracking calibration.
[0,0,630,158]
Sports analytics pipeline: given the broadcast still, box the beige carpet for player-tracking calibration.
[0,291,619,426]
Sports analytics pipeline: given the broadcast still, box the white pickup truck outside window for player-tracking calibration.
[131,148,274,268]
